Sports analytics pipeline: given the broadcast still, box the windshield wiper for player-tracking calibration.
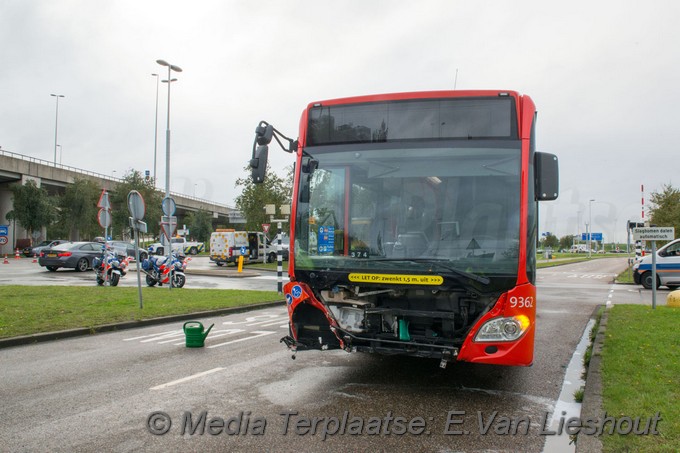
[369,258,490,285]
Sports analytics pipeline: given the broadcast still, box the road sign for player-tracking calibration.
[97,190,110,210]
[160,216,177,243]
[581,232,603,241]
[0,236,7,246]
[98,208,112,229]
[0,225,8,236]
[262,223,270,233]
[633,227,675,241]
[127,190,146,221]
[162,197,176,216]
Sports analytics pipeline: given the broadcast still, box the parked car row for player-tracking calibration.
[106,241,149,262]
[38,242,104,272]
[32,239,148,272]
[22,239,70,257]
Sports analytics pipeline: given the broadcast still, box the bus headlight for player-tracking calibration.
[475,315,530,342]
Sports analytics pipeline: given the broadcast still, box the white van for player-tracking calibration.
[209,229,248,266]
[209,230,280,266]
[632,238,680,289]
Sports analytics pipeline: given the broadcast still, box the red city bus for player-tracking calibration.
[250,90,558,368]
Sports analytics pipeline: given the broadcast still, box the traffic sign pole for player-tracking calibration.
[652,240,657,309]
[633,227,675,309]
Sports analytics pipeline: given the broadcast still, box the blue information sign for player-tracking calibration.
[317,226,335,255]
[581,232,603,241]
[0,225,8,236]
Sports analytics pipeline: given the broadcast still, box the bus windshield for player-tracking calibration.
[294,140,522,283]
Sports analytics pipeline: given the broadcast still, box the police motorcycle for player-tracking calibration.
[93,245,129,287]
[141,251,188,288]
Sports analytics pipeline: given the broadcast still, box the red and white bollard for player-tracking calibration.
[14,248,20,259]
[3,255,9,264]
[32,253,38,263]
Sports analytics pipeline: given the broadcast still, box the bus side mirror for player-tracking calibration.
[250,145,268,184]
[255,124,274,145]
[535,152,559,201]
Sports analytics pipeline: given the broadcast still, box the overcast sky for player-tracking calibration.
[1,0,678,242]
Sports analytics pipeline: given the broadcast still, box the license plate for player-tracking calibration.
[47,253,57,258]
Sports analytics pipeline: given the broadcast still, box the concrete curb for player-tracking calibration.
[0,300,285,349]
[576,307,608,453]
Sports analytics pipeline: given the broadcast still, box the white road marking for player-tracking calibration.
[150,367,225,390]
[140,331,184,343]
[245,317,289,327]
[222,313,287,327]
[542,318,595,453]
[207,330,276,349]
[123,330,178,341]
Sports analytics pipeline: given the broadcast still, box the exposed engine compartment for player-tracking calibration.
[290,283,499,358]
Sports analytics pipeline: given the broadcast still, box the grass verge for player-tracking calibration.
[0,286,281,339]
[614,263,636,284]
[600,305,680,452]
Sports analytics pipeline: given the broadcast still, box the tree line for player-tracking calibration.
[5,170,214,245]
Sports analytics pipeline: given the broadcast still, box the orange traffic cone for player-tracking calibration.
[32,253,38,263]
[15,248,21,259]
[3,255,9,264]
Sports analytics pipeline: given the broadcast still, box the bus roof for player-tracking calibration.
[305,90,522,109]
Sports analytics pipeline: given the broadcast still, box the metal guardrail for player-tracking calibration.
[0,147,123,182]
[0,148,234,210]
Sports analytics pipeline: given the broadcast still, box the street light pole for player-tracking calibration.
[588,199,595,258]
[151,73,160,187]
[50,94,65,166]
[156,59,182,201]
[156,59,182,289]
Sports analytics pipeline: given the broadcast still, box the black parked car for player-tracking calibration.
[38,241,104,272]
[107,241,148,261]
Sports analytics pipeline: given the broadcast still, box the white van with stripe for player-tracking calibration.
[632,238,680,289]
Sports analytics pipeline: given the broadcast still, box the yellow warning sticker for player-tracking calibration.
[348,273,443,285]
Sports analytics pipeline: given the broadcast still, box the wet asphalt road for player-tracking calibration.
[0,258,631,452]
[0,255,284,291]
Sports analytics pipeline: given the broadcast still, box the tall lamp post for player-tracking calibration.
[151,73,160,187]
[155,59,182,201]
[156,59,182,286]
[50,94,65,166]
[588,198,595,258]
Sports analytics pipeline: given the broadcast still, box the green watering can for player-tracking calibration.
[183,321,214,348]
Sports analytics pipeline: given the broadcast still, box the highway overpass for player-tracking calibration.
[0,148,244,253]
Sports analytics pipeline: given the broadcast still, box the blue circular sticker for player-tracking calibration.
[240,246,247,255]
[291,285,302,299]
[286,294,293,305]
